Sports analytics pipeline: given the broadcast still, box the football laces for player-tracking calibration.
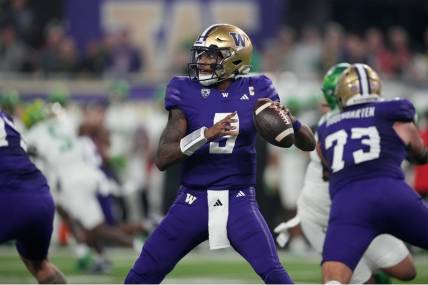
[276,107,291,125]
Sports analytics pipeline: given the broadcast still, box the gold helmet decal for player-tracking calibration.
[188,23,253,86]
[335,63,382,108]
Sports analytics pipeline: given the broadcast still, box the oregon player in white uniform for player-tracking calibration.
[24,101,111,230]
[275,63,416,283]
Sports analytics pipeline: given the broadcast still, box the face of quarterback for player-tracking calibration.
[188,24,253,86]
[195,48,223,76]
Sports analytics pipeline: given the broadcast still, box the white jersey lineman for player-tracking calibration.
[25,110,114,230]
[296,114,410,284]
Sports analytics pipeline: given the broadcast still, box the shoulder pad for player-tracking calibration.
[378,98,416,122]
[317,109,339,127]
[164,76,190,111]
[248,74,280,102]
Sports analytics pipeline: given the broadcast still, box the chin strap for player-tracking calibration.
[199,69,239,86]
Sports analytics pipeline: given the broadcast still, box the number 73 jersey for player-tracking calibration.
[164,75,280,190]
[317,98,416,195]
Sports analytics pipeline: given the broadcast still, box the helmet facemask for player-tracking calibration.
[188,45,232,86]
[188,24,253,86]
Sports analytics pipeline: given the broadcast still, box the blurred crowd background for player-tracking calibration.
[1,0,428,252]
[0,0,427,82]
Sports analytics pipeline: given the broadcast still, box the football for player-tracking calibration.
[253,99,294,148]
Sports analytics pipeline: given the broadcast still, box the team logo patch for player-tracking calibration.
[201,88,211,98]
[185,193,197,205]
[229,32,246,47]
[240,94,249,101]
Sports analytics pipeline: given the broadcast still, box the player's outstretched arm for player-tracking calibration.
[394,121,428,164]
[155,108,188,171]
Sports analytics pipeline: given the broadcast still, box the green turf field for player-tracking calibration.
[1,245,428,283]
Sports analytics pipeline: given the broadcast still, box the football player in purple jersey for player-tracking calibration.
[276,63,417,284]
[317,63,428,284]
[125,23,315,284]
[0,110,66,283]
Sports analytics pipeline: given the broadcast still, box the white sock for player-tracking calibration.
[75,244,90,258]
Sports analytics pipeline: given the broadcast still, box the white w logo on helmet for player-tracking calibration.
[229,32,246,47]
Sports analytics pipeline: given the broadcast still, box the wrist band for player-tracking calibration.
[415,148,428,164]
[180,127,208,156]
[292,120,302,132]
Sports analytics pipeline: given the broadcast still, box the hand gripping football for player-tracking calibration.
[253,99,294,148]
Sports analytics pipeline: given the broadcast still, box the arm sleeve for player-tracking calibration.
[164,77,183,111]
[253,75,280,102]
[381,98,416,122]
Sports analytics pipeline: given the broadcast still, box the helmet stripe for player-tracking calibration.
[200,24,220,41]
[355,64,369,96]
[194,24,219,46]
[354,65,363,95]
[364,66,372,94]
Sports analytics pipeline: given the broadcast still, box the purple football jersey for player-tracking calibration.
[317,98,428,271]
[0,112,47,190]
[317,98,415,195]
[0,111,54,261]
[165,75,279,190]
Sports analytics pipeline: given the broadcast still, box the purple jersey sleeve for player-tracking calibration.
[378,98,416,122]
[164,76,185,111]
[252,75,280,102]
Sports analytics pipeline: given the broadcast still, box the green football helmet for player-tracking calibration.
[321,63,350,109]
[22,100,48,129]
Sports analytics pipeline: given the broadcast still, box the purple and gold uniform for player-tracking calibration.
[317,98,428,271]
[125,75,293,284]
[0,112,54,260]
[166,75,278,189]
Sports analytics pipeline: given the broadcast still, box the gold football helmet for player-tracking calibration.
[335,63,382,108]
[188,23,253,86]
